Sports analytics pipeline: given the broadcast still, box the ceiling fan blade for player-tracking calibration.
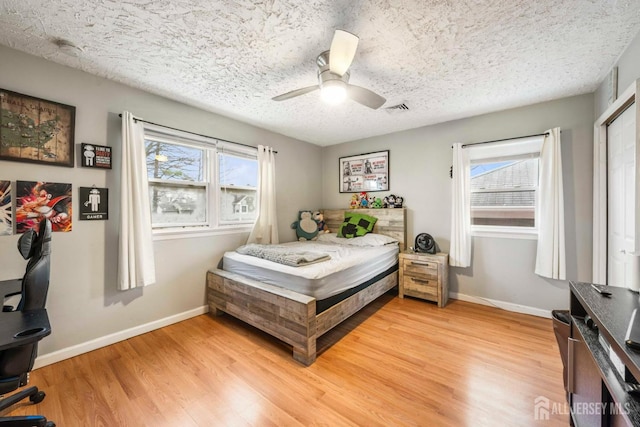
[347,85,386,109]
[329,30,359,76]
[272,85,319,101]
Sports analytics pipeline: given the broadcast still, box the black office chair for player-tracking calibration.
[0,218,54,427]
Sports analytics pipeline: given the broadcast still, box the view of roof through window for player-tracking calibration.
[471,158,538,227]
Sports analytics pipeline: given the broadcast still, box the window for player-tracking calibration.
[144,125,258,234]
[218,149,258,224]
[467,136,543,237]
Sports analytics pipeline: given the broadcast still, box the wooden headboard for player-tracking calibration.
[322,208,407,250]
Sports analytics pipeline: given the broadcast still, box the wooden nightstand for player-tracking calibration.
[398,251,449,307]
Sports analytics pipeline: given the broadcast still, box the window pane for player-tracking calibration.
[470,158,538,227]
[219,153,258,187]
[219,188,257,222]
[145,140,204,182]
[219,153,258,223]
[149,183,207,225]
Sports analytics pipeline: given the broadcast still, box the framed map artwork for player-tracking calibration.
[0,88,75,167]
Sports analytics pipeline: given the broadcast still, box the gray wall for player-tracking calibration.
[0,46,321,356]
[322,94,595,312]
[595,29,640,118]
[0,39,607,360]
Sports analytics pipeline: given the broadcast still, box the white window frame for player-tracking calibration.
[468,136,543,239]
[143,124,258,240]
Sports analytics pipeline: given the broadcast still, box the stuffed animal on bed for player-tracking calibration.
[313,211,330,234]
[291,210,319,241]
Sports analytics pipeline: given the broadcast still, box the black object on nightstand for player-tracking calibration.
[414,233,438,254]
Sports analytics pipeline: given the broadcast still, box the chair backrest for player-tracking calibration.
[0,218,52,380]
[16,218,52,311]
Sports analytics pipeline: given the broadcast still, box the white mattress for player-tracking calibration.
[222,240,399,300]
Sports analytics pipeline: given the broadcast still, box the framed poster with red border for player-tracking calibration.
[339,150,389,193]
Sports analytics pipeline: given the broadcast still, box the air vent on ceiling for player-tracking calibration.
[384,102,409,112]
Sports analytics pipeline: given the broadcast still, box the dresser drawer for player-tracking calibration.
[403,276,438,296]
[402,259,438,280]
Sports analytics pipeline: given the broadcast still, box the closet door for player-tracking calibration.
[608,104,637,287]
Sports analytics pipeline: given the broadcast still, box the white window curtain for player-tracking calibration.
[535,127,566,280]
[449,143,471,267]
[247,145,279,244]
[118,111,156,290]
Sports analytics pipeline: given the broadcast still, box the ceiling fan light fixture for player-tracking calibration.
[320,80,347,105]
[272,30,384,109]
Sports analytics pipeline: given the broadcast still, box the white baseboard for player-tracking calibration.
[449,292,552,319]
[34,305,209,369]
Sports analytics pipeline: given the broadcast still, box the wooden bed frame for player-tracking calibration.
[206,208,407,365]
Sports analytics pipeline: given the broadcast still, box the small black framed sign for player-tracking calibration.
[339,150,389,193]
[79,187,108,220]
[81,143,112,169]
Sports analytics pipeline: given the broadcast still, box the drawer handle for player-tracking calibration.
[410,261,435,267]
[568,338,578,394]
[411,278,431,285]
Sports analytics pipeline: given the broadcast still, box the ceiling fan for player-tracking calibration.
[272,30,386,109]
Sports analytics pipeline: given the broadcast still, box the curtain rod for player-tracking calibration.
[459,132,550,148]
[118,114,277,154]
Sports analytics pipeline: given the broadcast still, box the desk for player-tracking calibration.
[0,309,50,352]
[570,281,640,426]
[0,278,23,297]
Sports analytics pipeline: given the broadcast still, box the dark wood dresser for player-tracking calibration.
[570,281,640,426]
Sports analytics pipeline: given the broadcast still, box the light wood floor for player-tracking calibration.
[6,295,568,426]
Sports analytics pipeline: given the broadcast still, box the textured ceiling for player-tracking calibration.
[1,1,640,146]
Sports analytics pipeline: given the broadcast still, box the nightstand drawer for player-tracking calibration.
[402,259,438,280]
[404,276,438,296]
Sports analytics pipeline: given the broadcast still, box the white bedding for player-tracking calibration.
[223,237,399,300]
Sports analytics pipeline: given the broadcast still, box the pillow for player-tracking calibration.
[337,213,377,238]
[317,232,398,247]
[349,233,398,247]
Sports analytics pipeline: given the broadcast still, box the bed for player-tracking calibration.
[206,208,407,365]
